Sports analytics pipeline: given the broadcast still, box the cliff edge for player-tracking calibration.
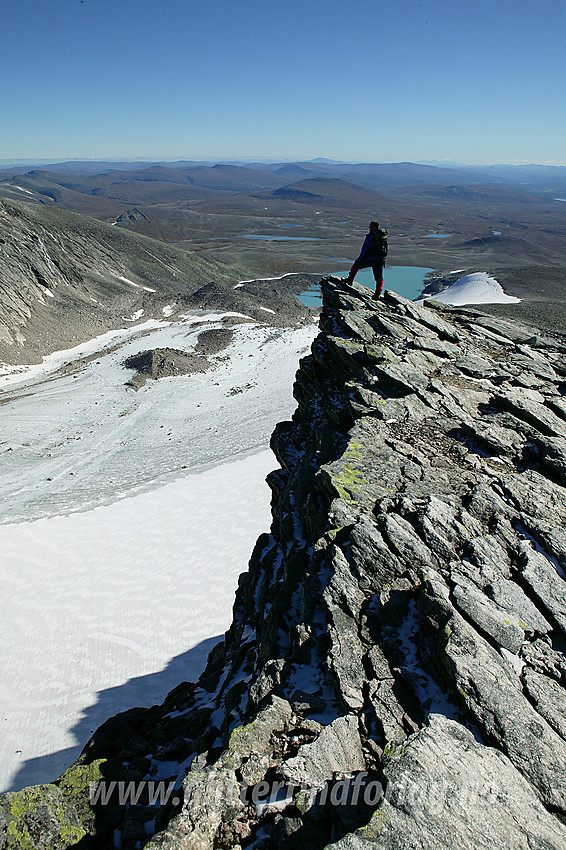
[2,277,566,849]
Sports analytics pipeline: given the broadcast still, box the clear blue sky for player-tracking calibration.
[1,0,565,164]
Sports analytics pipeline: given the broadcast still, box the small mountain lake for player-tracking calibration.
[298,266,434,308]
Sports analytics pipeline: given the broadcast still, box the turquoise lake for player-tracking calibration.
[297,266,434,308]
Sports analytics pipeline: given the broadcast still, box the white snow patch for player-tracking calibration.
[13,185,34,195]
[254,789,296,816]
[237,272,297,285]
[420,272,521,306]
[117,275,156,293]
[118,275,140,288]
[176,310,254,322]
[0,320,315,489]
[500,648,526,676]
[123,309,145,322]
[43,288,55,298]
[162,304,176,317]
[259,306,276,314]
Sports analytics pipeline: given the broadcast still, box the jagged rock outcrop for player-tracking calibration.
[2,277,566,849]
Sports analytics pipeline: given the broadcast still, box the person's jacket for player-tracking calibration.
[357,229,388,263]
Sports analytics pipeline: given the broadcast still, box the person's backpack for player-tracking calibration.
[373,227,388,258]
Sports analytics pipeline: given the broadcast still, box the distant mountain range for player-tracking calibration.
[3,160,566,233]
[3,158,566,192]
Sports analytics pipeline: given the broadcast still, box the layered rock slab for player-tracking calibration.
[327,715,566,850]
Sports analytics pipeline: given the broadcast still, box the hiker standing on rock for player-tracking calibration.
[345,221,388,299]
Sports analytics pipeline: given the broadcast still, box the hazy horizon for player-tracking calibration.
[2,156,566,169]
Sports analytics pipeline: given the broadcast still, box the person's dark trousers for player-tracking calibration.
[372,263,384,299]
[345,260,384,298]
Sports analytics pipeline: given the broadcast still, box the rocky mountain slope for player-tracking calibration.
[0,199,310,365]
[0,198,231,364]
[2,278,566,849]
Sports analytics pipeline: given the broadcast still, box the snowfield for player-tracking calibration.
[0,312,317,792]
[421,271,521,306]
[0,314,315,523]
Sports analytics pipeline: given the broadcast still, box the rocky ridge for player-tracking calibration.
[2,277,566,849]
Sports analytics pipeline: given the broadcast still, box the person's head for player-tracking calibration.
[369,220,379,231]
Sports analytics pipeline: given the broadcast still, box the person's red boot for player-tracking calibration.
[373,280,383,300]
